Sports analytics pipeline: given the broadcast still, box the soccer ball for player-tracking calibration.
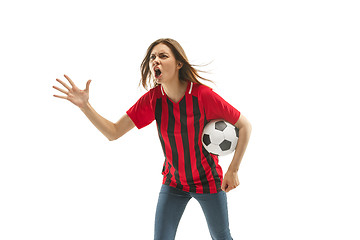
[202,120,239,156]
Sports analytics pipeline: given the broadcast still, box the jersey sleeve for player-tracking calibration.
[201,87,241,125]
[126,90,155,129]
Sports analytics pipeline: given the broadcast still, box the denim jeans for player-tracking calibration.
[154,184,233,240]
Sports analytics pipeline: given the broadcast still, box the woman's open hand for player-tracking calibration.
[53,74,91,109]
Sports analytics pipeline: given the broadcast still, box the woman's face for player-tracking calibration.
[149,43,182,85]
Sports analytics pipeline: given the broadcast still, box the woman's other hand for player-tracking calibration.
[221,170,240,193]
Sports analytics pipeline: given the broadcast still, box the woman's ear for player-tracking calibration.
[177,62,183,70]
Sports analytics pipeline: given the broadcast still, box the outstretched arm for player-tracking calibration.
[80,103,135,141]
[53,74,135,141]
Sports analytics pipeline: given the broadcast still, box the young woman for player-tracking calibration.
[53,38,252,240]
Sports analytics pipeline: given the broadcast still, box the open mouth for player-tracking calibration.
[154,68,162,78]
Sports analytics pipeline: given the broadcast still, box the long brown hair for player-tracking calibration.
[140,38,212,90]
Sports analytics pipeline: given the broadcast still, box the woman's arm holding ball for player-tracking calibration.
[221,115,252,192]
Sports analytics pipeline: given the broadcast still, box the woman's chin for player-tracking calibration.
[155,77,164,84]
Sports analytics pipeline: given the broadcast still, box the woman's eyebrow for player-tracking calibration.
[151,51,168,55]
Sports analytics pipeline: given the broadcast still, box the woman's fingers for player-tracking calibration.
[53,85,68,95]
[56,78,71,91]
[85,80,91,92]
[53,75,89,107]
[53,94,68,100]
[64,74,76,88]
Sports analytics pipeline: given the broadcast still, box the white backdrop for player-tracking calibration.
[1,0,359,239]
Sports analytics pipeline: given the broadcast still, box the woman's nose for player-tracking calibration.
[153,58,160,66]
[152,60,160,68]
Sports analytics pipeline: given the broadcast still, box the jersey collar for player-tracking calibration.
[161,81,193,96]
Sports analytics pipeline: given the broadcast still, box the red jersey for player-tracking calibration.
[126,81,240,194]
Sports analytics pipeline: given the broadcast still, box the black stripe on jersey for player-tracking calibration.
[155,98,166,157]
[167,98,183,190]
[155,98,172,185]
[193,96,210,193]
[179,97,196,192]
[164,160,172,185]
[202,114,222,191]
[203,145,222,191]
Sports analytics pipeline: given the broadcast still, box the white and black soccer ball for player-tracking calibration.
[202,120,239,156]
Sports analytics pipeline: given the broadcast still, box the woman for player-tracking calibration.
[53,38,252,240]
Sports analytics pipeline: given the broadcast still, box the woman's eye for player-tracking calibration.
[150,54,168,60]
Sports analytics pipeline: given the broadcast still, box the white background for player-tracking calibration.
[1,0,359,239]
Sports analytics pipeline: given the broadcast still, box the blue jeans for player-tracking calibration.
[154,184,233,240]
